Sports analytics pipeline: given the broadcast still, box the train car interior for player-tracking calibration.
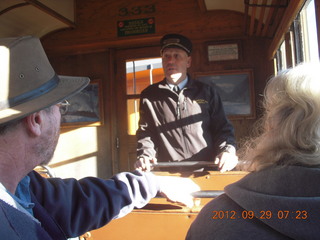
[1,0,319,239]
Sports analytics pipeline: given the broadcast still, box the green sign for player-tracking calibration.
[117,17,155,37]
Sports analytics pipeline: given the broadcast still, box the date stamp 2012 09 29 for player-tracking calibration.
[212,210,308,220]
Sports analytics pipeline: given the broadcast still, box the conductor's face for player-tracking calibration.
[161,48,191,85]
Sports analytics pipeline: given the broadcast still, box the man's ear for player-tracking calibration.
[187,56,192,68]
[24,111,44,136]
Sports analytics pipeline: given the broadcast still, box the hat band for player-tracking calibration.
[162,43,191,54]
[0,74,60,111]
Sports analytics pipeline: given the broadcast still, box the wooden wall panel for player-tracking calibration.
[42,0,245,54]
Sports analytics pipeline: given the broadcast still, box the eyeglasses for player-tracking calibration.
[57,100,70,115]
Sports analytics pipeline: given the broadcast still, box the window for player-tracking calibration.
[126,58,164,135]
[276,40,287,70]
[275,0,318,71]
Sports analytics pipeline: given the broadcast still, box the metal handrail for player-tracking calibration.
[191,190,224,198]
[151,161,216,168]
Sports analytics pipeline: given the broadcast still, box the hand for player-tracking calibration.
[134,156,157,172]
[156,176,200,208]
[214,149,238,173]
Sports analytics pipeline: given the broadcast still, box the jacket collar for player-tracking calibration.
[159,74,196,90]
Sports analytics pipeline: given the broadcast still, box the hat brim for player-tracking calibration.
[0,75,90,125]
[161,43,191,55]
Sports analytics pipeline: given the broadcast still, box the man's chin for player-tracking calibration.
[169,73,182,82]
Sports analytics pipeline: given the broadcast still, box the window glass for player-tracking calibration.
[275,0,318,71]
[302,0,319,62]
[126,58,163,95]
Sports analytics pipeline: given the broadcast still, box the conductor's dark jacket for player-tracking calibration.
[137,76,235,162]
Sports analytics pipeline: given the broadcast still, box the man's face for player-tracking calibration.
[161,48,191,84]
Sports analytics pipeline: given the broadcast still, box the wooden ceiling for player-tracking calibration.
[244,0,290,37]
[200,0,296,37]
[201,0,306,58]
[0,0,75,38]
[0,0,306,55]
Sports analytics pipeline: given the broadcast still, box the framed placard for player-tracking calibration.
[117,17,155,37]
[61,79,103,127]
[207,42,240,61]
[195,70,255,119]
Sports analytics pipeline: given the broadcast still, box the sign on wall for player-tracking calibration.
[117,17,155,37]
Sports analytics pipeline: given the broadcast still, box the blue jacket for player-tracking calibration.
[0,170,160,239]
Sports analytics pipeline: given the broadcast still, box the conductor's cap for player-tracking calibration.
[160,34,192,56]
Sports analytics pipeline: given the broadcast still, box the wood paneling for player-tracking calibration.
[42,0,244,54]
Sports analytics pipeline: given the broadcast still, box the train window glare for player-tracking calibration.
[277,41,287,71]
[275,0,318,71]
[126,57,164,135]
[126,58,163,95]
[300,0,318,62]
[127,98,140,135]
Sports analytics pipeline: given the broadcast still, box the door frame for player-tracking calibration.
[113,46,162,173]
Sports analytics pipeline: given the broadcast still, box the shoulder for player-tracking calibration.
[187,194,242,240]
[186,79,221,103]
[140,79,169,98]
[0,199,52,240]
[190,193,242,227]
[188,78,218,93]
[187,193,289,240]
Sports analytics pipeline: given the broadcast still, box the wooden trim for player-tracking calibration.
[25,0,76,28]
[0,3,29,15]
[249,0,258,36]
[267,0,305,59]
[197,0,207,12]
[256,0,268,36]
[261,1,275,37]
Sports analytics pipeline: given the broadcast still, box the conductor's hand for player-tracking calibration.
[214,145,238,173]
[134,156,157,172]
[156,176,200,208]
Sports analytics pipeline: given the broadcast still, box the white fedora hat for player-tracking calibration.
[0,36,90,125]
